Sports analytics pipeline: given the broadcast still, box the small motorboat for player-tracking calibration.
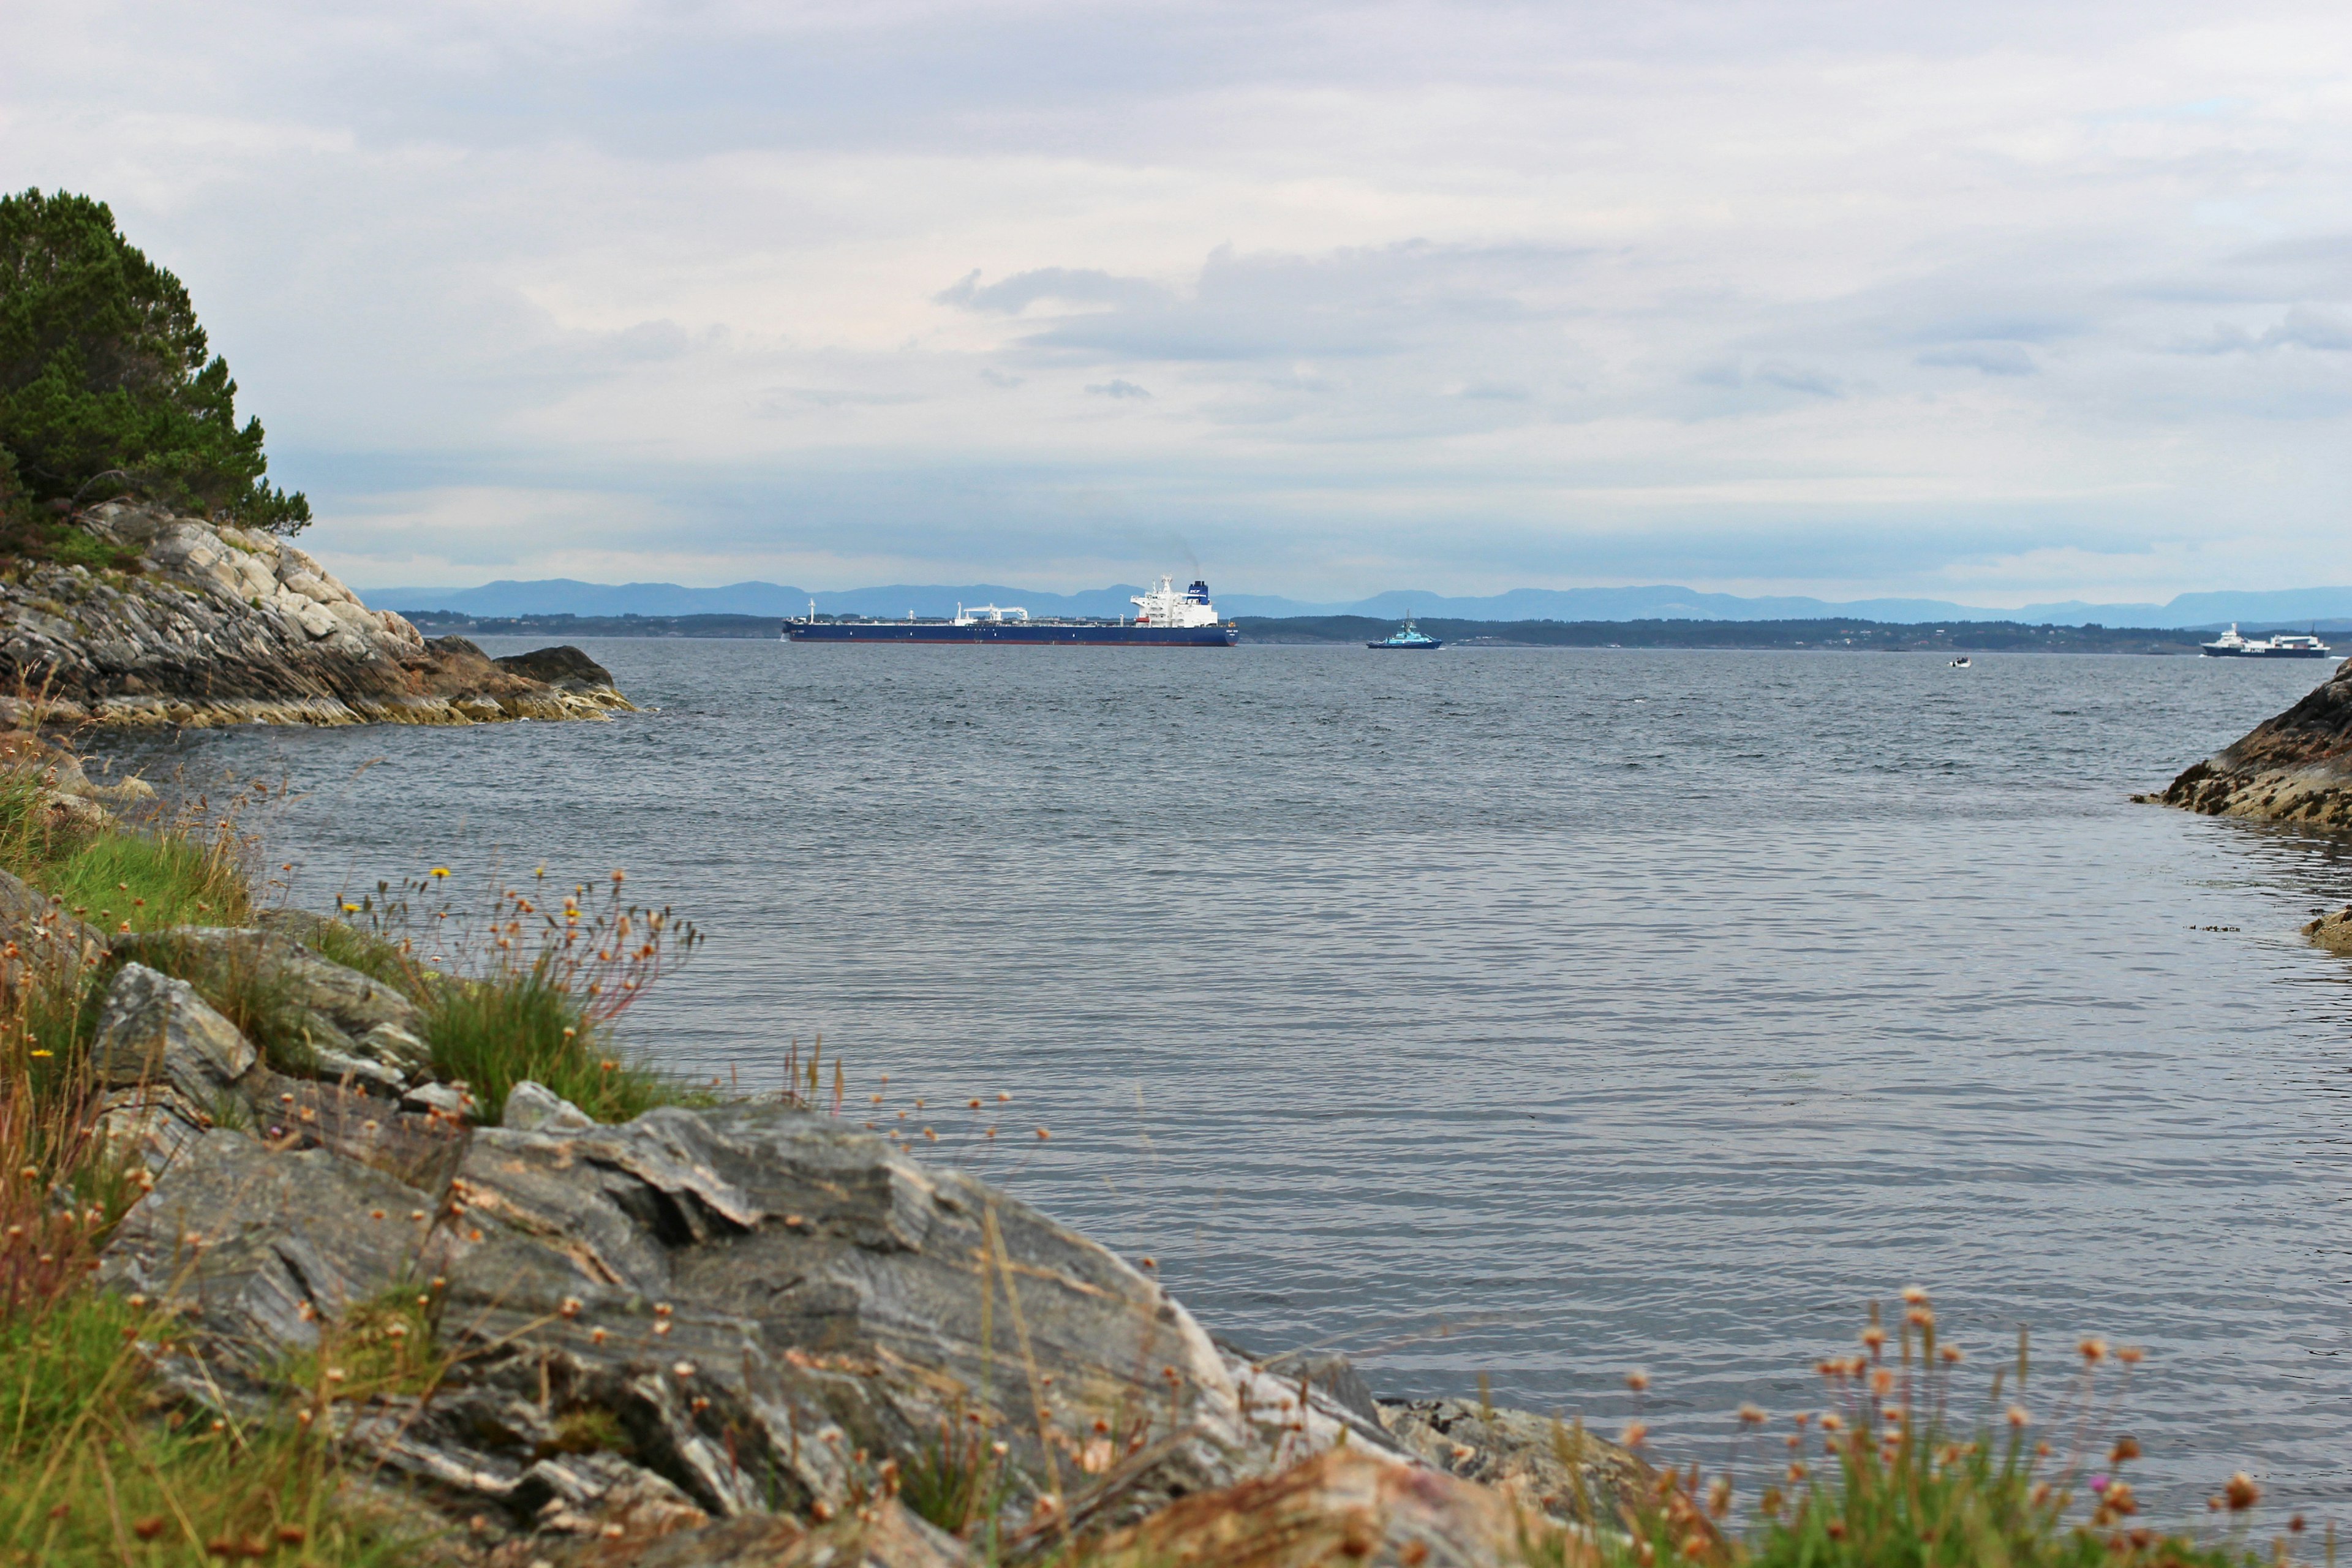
[1950,656,1972,668]
[1368,617,1443,650]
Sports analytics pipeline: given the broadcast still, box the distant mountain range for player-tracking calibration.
[356,578,2352,631]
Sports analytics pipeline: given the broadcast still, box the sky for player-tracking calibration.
[5,0,2351,605]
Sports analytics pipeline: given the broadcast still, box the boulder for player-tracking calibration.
[89,962,257,1100]
[85,963,262,1177]
[503,1079,595,1133]
[492,644,625,698]
[2305,906,2352,954]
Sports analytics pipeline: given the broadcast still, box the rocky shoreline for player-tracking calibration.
[17,880,1638,1566]
[1,502,633,728]
[2150,655,2352,829]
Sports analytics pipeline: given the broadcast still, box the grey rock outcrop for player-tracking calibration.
[90,962,258,1096]
[88,1024,1642,1563]
[88,963,257,1177]
[2155,656,2352,826]
[115,925,432,1085]
[0,502,633,728]
[99,1128,439,1376]
[422,1102,1243,1521]
[0,865,104,1001]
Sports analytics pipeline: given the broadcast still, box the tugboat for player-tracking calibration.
[2199,624,2335,659]
[1368,617,1443,650]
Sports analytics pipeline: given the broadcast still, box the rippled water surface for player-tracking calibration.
[88,643,2352,1516]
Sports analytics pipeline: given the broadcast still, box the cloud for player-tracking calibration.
[2174,305,2352,355]
[11,0,2352,603]
[937,267,1172,315]
[1917,344,2040,376]
[1084,379,1152,399]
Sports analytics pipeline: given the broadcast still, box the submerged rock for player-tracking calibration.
[2154,657,2352,826]
[0,502,634,728]
[2304,906,2352,953]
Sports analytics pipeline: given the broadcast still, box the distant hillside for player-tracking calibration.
[404,608,2260,655]
[360,576,2352,631]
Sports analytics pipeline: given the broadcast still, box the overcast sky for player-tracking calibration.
[7,1,2351,603]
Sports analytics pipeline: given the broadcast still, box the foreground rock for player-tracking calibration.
[0,501,632,727]
[2152,657,2352,826]
[81,923,1641,1565]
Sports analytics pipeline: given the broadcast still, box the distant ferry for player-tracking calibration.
[2199,624,2334,660]
[785,576,1239,647]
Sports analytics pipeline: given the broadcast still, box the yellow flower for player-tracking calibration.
[429,867,451,879]
[342,903,360,913]
[29,1049,53,1058]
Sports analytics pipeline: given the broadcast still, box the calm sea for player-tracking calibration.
[85,642,2352,1519]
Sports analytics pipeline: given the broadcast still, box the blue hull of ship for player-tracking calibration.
[788,622,1237,647]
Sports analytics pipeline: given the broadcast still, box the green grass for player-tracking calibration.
[34,831,249,935]
[0,1290,419,1565]
[421,957,680,1125]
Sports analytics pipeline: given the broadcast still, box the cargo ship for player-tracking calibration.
[785,576,1239,647]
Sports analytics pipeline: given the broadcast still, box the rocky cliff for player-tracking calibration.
[0,502,633,727]
[2152,656,2352,828]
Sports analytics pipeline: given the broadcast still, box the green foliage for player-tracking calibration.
[0,189,309,536]
[1518,1303,2266,1568]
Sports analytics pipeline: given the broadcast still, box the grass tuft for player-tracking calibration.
[421,956,675,1125]
[342,869,704,1124]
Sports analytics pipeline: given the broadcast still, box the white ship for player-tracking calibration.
[2199,624,2334,660]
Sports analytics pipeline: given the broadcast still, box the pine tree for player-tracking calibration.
[0,189,309,534]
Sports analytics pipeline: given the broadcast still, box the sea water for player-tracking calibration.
[86,643,2352,1518]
